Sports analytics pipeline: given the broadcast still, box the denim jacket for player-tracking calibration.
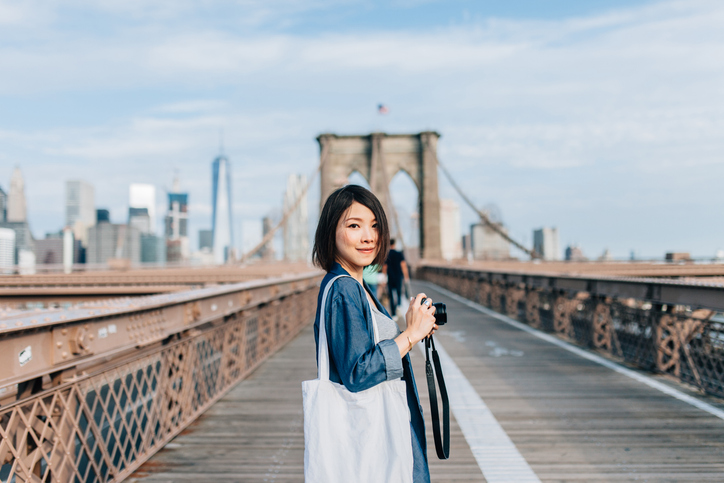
[314,262,427,460]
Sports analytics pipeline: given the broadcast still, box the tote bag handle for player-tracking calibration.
[317,275,380,381]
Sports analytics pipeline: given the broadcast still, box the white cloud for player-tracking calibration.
[2,1,722,91]
[151,99,228,114]
[0,1,29,25]
[1,0,724,256]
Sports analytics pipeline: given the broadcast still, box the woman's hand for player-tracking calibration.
[404,293,438,344]
[395,293,438,357]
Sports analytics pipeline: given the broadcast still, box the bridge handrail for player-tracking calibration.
[417,263,724,399]
[0,271,322,482]
[418,263,724,310]
[0,270,323,395]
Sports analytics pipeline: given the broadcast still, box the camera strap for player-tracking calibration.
[424,335,450,459]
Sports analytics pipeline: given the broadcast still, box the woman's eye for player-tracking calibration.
[348,224,359,228]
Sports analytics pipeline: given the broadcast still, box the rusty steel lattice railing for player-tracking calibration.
[417,265,724,398]
[0,272,321,483]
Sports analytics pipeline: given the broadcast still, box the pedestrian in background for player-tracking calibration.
[383,238,410,316]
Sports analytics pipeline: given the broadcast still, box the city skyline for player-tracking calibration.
[0,151,719,262]
[1,1,723,258]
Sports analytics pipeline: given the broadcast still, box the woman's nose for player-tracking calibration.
[361,226,375,242]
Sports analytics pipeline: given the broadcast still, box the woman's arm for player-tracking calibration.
[326,281,403,392]
[401,260,410,282]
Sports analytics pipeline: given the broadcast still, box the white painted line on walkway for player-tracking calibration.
[424,282,724,422]
[418,341,541,483]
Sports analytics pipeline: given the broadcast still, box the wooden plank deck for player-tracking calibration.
[128,319,482,482]
[130,282,724,482]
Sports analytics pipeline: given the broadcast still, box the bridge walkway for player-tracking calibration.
[130,282,724,482]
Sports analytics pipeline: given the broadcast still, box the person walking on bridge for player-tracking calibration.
[305,185,437,482]
[383,238,410,316]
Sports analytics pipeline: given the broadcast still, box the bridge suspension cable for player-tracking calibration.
[238,145,330,263]
[435,157,539,259]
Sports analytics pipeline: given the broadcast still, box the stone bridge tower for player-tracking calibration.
[317,132,442,260]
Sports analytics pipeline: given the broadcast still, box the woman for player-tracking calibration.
[312,185,437,482]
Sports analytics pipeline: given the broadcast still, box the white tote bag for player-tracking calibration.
[303,275,413,483]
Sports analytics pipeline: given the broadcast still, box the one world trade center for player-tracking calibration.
[211,155,234,264]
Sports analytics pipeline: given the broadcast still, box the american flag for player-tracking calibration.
[377,104,389,115]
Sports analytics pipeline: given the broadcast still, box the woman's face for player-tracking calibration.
[335,201,379,274]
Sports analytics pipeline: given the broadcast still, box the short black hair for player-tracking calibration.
[390,238,396,246]
[313,185,390,273]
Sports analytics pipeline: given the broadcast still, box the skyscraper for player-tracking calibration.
[283,174,309,262]
[198,229,212,250]
[7,167,26,222]
[0,186,7,222]
[66,180,95,245]
[96,209,110,223]
[533,227,560,261]
[35,236,64,264]
[128,207,151,234]
[33,228,82,268]
[165,176,190,262]
[87,223,140,265]
[439,199,462,261]
[211,155,233,264]
[471,223,510,260]
[0,228,15,273]
[1,167,34,265]
[565,245,586,261]
[129,184,156,233]
[141,234,166,264]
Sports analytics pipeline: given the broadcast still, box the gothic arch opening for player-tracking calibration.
[388,170,420,260]
[347,170,371,190]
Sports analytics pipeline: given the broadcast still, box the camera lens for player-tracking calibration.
[421,298,447,325]
[432,302,447,325]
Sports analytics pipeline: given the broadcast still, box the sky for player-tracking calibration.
[0,0,722,260]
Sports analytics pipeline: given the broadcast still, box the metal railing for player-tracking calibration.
[0,271,322,482]
[417,264,724,398]
[0,263,316,312]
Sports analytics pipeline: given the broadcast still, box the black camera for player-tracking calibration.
[421,298,447,325]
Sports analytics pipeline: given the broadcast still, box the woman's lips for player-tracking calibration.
[357,248,375,254]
